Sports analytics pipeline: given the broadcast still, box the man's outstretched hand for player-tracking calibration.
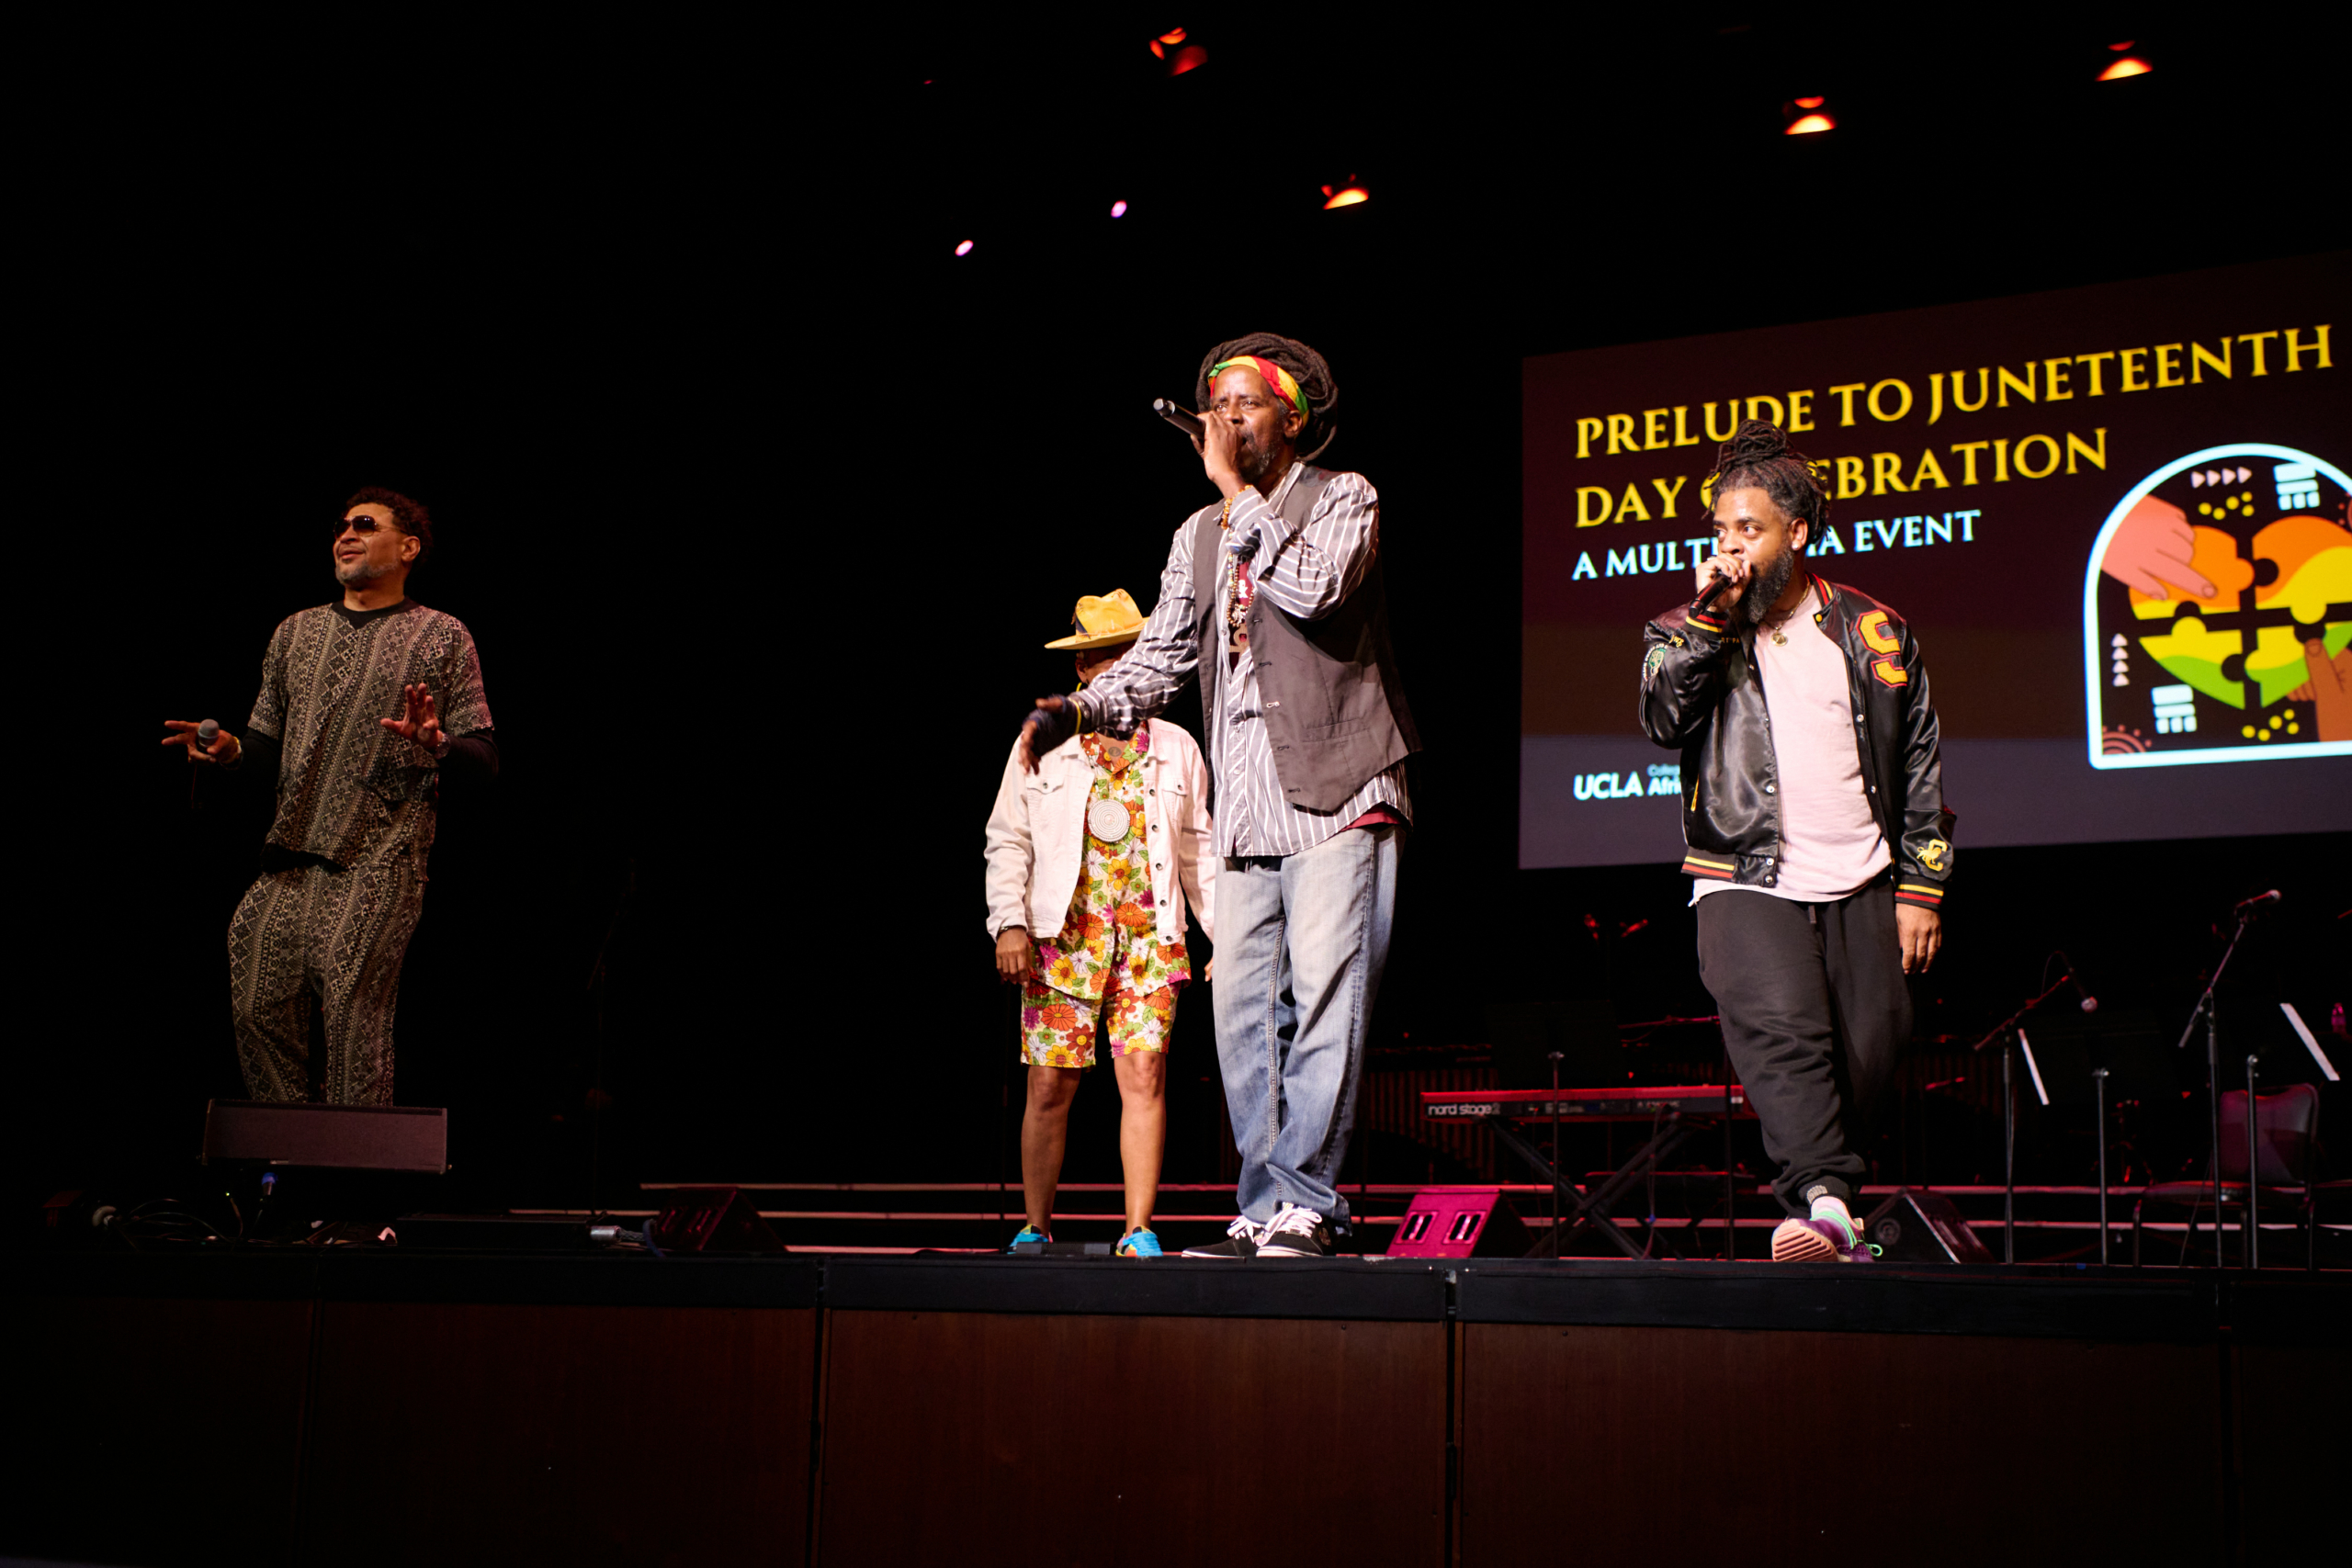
[380,683,445,752]
[1017,694,1077,773]
[1896,904,1942,976]
[161,720,238,763]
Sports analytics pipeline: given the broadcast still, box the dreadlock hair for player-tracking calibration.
[1708,419,1829,547]
[345,486,435,564]
[1194,332,1340,462]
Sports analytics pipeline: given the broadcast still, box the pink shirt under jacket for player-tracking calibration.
[983,718,1219,949]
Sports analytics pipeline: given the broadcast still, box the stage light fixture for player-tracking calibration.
[1781,96,1835,135]
[2097,55,2152,80]
[954,240,974,257]
[1321,182,1369,209]
[1111,199,1128,218]
[1148,28,1206,74]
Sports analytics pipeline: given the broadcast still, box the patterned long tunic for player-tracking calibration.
[247,601,493,868]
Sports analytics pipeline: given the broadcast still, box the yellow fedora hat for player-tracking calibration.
[1045,589,1148,650]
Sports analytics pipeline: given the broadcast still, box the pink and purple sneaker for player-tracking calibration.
[1771,1214,1874,1262]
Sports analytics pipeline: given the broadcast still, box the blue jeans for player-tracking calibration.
[1211,824,1401,1224]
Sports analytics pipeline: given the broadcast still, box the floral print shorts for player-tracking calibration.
[1020,973,1180,1068]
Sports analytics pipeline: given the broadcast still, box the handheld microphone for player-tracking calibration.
[1153,398,1204,440]
[1695,570,1732,611]
[2233,889,2282,913]
[193,718,220,759]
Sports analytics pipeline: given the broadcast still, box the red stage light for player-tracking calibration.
[1150,28,1192,62]
[1785,113,1834,135]
[1793,96,1825,108]
[1168,44,1207,74]
[2108,39,2135,51]
[2098,56,2152,80]
[1321,185,1369,209]
[954,240,974,257]
[1110,199,1128,218]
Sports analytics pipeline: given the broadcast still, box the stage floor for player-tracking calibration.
[12,1247,2347,1566]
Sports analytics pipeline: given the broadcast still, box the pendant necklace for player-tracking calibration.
[1760,586,1805,647]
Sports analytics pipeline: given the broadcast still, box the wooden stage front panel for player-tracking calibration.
[303,1300,815,1567]
[1459,1323,2221,1566]
[819,1309,1447,1567]
[11,1292,318,1568]
[11,1252,2347,1566]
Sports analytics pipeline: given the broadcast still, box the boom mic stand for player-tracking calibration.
[2174,907,2260,1269]
[1968,970,2082,1264]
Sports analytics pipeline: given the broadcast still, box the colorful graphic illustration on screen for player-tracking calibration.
[2085,443,2352,767]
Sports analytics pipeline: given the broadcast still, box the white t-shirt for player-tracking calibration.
[1692,581,1890,906]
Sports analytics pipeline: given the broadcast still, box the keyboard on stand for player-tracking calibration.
[1421,1086,1749,1258]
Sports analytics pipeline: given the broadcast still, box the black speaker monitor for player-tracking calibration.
[1864,1189,1994,1264]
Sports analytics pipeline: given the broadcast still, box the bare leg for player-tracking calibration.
[1020,1065,1082,1233]
[1113,1049,1167,1234]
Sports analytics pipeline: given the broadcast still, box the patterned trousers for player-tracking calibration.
[226,854,425,1106]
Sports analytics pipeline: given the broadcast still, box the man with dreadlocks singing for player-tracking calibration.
[1014,333,1419,1259]
[1641,421,1953,1263]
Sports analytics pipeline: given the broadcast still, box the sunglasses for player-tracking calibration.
[333,515,401,538]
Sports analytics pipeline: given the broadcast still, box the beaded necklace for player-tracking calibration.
[1218,492,1255,647]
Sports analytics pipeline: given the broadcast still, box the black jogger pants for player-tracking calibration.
[1695,881,1911,1215]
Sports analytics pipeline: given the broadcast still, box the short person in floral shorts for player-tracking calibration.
[984,590,1218,1257]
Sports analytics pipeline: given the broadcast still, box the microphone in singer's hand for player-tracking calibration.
[193,718,220,759]
[1695,570,1732,611]
[1153,398,1204,440]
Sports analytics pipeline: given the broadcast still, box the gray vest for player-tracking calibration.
[1188,465,1420,814]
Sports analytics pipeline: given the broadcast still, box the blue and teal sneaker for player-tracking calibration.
[1006,1224,1050,1254]
[1116,1226,1163,1258]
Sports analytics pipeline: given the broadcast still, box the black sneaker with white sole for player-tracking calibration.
[1255,1202,1334,1258]
[1180,1215,1262,1258]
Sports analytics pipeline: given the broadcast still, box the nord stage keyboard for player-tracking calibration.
[1421,1085,1750,1121]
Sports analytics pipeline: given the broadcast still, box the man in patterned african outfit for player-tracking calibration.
[985,590,1217,1258]
[164,488,496,1106]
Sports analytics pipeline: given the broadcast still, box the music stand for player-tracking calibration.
[2018,1007,2170,1263]
[1970,964,2097,1263]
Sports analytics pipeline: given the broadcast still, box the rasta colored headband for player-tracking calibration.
[1209,355,1309,422]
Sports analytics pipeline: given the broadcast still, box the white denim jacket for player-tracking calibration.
[983,719,1217,948]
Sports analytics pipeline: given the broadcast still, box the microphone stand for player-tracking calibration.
[2245,1054,2261,1271]
[2174,909,2256,1269]
[583,860,638,1224]
[1968,972,2077,1265]
[1547,1050,1564,1255]
[2093,1067,2110,1265]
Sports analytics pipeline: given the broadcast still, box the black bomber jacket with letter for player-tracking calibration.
[1638,576,1954,911]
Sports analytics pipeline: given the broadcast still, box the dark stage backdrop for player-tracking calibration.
[18,17,2349,1216]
